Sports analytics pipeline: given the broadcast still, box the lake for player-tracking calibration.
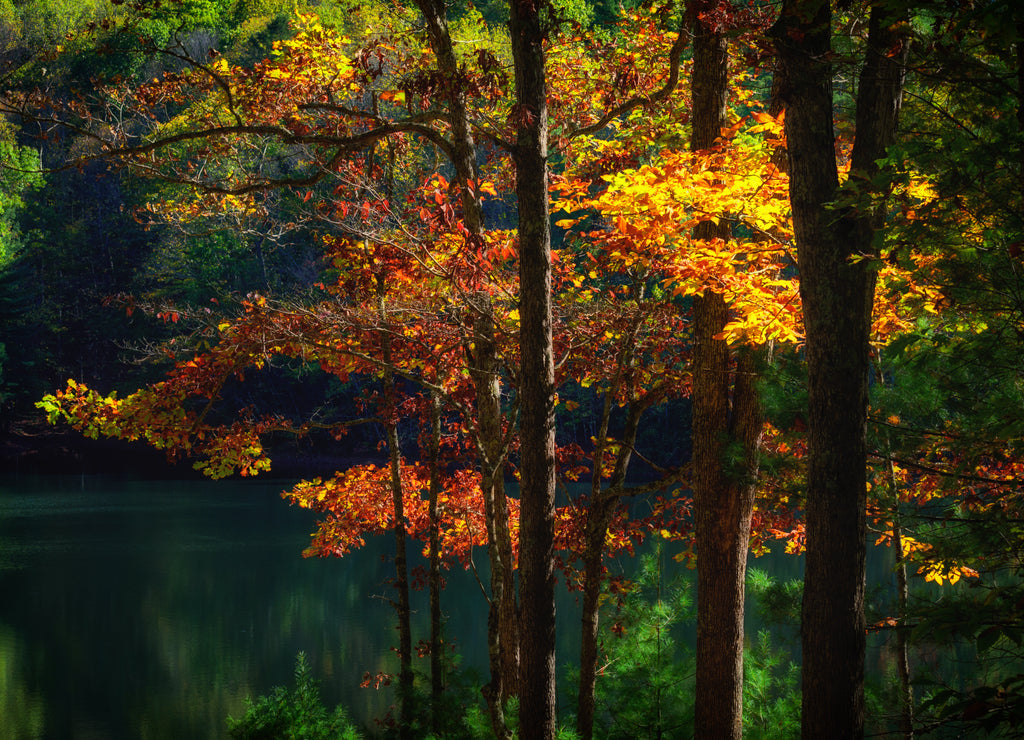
[0,472,903,739]
[0,473,490,739]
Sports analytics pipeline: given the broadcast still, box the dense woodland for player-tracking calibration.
[2,0,1024,737]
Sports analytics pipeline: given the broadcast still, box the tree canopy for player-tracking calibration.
[4,0,1024,737]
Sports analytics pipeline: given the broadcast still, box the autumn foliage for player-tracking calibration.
[31,0,969,595]
[20,1,1024,736]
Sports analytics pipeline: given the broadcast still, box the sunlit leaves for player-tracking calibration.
[554,107,800,347]
[38,376,273,478]
[873,527,979,586]
[285,463,520,566]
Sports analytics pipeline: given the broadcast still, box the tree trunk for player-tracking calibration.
[427,391,444,735]
[576,395,642,740]
[875,356,914,739]
[692,296,764,740]
[772,3,908,736]
[891,492,914,739]
[378,280,415,738]
[470,301,518,739]
[386,415,414,739]
[417,0,484,236]
[689,7,763,736]
[509,0,557,734]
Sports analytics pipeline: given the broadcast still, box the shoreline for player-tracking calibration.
[0,415,380,480]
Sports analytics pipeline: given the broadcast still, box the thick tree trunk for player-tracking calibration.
[692,297,763,739]
[509,0,557,735]
[774,2,865,731]
[689,7,763,737]
[772,2,908,736]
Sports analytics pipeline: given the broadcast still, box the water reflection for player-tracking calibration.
[0,474,416,739]
[0,624,47,737]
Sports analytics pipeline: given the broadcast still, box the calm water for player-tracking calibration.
[0,473,498,740]
[0,472,912,739]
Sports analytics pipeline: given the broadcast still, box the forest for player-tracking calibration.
[1,0,1023,737]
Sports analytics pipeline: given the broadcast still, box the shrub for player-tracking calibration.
[227,652,363,740]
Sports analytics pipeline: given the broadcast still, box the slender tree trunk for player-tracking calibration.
[386,415,414,739]
[509,0,557,734]
[470,302,518,739]
[772,3,909,736]
[377,279,414,738]
[875,358,914,739]
[373,134,413,733]
[689,7,763,736]
[576,394,642,740]
[417,0,483,236]
[891,489,914,739]
[427,391,444,735]
[468,302,518,735]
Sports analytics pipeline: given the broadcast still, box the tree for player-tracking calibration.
[507,0,557,732]
[771,1,910,735]
[687,4,769,737]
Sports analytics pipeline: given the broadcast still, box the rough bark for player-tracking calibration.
[772,2,908,736]
[689,6,763,736]
[509,0,557,735]
[693,313,762,740]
